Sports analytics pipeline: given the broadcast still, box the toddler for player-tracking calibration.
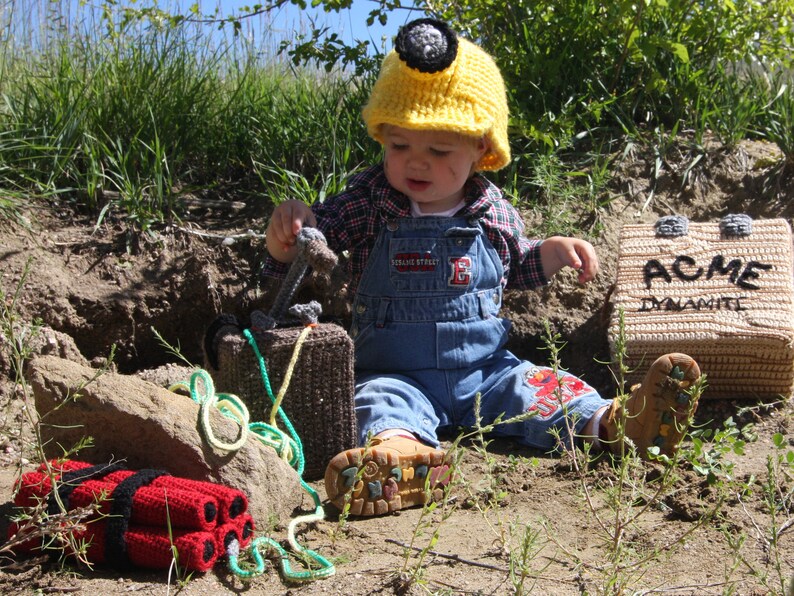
[264,18,701,517]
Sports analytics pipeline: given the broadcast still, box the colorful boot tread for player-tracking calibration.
[604,353,702,458]
[324,436,451,516]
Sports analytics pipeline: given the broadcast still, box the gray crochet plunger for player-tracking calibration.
[655,215,689,237]
[719,213,753,237]
[263,227,338,327]
[209,224,355,480]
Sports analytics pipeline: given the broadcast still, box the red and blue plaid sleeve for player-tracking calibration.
[466,177,548,290]
[482,199,547,290]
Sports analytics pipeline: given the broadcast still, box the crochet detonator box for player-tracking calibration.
[609,215,794,400]
[205,228,357,480]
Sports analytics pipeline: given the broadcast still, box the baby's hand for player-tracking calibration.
[539,236,599,284]
[266,200,317,263]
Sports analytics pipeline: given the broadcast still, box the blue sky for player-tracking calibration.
[41,2,424,55]
[195,1,424,53]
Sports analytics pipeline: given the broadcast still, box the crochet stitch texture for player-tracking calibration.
[362,18,510,172]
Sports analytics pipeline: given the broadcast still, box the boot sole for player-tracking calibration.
[324,446,451,516]
[632,352,701,456]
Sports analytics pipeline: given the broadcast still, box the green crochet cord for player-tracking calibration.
[231,327,334,582]
[182,328,335,582]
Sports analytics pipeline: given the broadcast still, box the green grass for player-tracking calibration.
[0,0,791,230]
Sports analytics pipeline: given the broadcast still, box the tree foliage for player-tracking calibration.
[106,1,794,149]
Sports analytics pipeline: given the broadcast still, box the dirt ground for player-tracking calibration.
[0,138,793,594]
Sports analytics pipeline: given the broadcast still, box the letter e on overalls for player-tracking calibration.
[449,256,472,286]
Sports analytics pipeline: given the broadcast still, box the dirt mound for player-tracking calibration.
[0,138,792,594]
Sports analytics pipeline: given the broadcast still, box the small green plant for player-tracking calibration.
[395,448,459,592]
[164,492,194,592]
[328,431,375,543]
[765,75,794,159]
[0,189,26,226]
[507,520,547,595]
[713,66,765,148]
[542,312,721,593]
[450,393,540,549]
[681,416,751,485]
[727,431,794,595]
[151,326,196,368]
[387,398,540,592]
[3,501,105,569]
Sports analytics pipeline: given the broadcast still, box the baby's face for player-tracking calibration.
[382,126,487,214]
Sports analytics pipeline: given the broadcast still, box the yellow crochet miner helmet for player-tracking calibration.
[362,18,510,172]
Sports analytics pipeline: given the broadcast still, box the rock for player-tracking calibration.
[0,325,89,377]
[134,363,198,388]
[27,355,305,525]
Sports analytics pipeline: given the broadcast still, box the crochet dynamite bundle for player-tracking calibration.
[9,460,254,572]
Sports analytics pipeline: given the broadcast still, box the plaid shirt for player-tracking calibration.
[262,164,548,293]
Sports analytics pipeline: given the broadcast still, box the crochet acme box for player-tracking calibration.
[608,216,794,400]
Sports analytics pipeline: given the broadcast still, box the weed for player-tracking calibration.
[507,520,547,595]
[540,312,722,593]
[728,431,794,594]
[2,501,104,569]
[151,326,196,368]
[164,492,194,592]
[700,62,766,149]
[395,450,458,592]
[760,70,794,166]
[0,260,115,569]
[683,417,750,485]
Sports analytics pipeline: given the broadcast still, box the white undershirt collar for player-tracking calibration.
[409,199,466,218]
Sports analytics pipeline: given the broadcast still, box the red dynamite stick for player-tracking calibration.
[32,461,248,522]
[148,477,248,523]
[17,461,122,507]
[214,511,255,555]
[71,481,219,531]
[77,520,219,572]
[91,470,247,523]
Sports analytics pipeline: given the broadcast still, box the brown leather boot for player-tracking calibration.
[603,353,702,458]
[324,436,451,516]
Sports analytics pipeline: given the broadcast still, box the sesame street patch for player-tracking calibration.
[391,252,439,272]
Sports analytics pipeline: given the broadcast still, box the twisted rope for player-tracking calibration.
[173,324,334,582]
[224,326,333,582]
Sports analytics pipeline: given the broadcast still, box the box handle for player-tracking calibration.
[654,213,753,238]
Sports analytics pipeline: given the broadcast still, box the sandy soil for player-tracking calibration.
[0,138,792,594]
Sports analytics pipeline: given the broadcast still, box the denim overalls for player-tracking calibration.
[349,214,607,451]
